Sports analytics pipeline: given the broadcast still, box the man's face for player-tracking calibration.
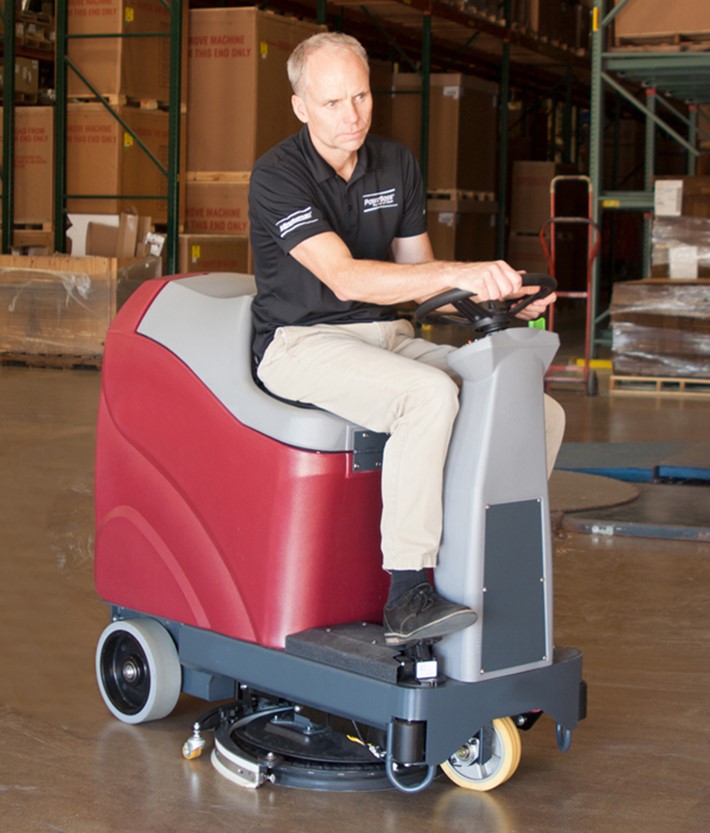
[291,45,372,160]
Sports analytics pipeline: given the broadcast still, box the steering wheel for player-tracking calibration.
[414,273,557,336]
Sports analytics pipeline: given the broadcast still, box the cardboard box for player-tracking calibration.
[466,0,530,27]
[613,0,710,42]
[507,232,550,276]
[611,278,710,376]
[184,181,250,235]
[84,212,150,259]
[509,161,579,234]
[187,8,323,172]
[368,58,396,140]
[651,216,710,278]
[699,107,710,151]
[654,176,710,219]
[66,104,185,223]
[15,9,55,52]
[178,234,252,274]
[507,226,589,293]
[0,254,163,359]
[388,73,498,193]
[0,106,54,225]
[529,0,591,49]
[67,0,186,103]
[427,194,497,262]
[0,56,40,100]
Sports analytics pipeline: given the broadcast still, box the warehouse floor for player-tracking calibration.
[1,362,709,833]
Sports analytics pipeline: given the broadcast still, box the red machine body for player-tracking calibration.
[94,278,388,649]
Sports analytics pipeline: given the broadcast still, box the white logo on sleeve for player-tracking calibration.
[276,207,319,238]
[362,188,398,213]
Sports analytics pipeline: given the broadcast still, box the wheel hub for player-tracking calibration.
[121,658,142,685]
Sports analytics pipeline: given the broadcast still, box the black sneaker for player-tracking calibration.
[383,583,477,646]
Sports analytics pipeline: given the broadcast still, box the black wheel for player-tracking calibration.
[96,619,181,724]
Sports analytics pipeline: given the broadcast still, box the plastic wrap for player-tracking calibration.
[0,255,162,358]
[611,279,710,377]
[652,216,710,278]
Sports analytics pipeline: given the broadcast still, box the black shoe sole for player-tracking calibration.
[384,609,478,647]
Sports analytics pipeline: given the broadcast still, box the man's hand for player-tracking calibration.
[509,282,557,321]
[447,260,523,303]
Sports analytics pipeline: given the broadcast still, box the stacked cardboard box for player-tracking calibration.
[507,161,590,290]
[613,0,710,44]
[65,0,187,242]
[427,192,497,264]
[182,177,251,273]
[0,106,54,228]
[67,0,186,104]
[607,177,710,379]
[387,73,498,261]
[183,8,324,274]
[651,176,710,280]
[611,279,710,377]
[179,235,252,275]
[388,73,498,195]
[65,103,185,225]
[0,254,162,363]
[0,56,40,103]
[529,0,592,51]
[651,216,710,279]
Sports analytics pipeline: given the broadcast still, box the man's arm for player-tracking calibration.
[290,230,525,306]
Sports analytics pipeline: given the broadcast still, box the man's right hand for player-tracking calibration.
[445,260,523,304]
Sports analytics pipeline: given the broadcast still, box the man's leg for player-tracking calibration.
[257,321,477,644]
[386,320,566,475]
[258,321,458,568]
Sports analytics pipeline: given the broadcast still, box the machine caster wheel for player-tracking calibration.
[183,723,207,760]
[556,723,573,752]
[96,618,181,724]
[441,717,522,791]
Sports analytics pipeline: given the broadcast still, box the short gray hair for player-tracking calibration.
[287,32,369,96]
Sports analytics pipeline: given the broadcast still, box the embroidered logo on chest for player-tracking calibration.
[362,188,398,213]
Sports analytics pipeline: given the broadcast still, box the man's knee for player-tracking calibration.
[543,394,566,474]
[394,369,459,425]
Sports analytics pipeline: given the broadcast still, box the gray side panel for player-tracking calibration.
[434,329,559,682]
[481,499,547,674]
[136,273,364,452]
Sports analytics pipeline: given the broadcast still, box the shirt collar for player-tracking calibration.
[299,126,371,185]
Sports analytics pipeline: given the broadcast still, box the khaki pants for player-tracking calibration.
[257,320,564,570]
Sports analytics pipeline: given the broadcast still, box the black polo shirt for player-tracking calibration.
[249,126,427,363]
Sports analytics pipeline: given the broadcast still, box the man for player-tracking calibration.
[249,32,563,647]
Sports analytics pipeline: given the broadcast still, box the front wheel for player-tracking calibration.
[441,717,522,791]
[96,619,182,724]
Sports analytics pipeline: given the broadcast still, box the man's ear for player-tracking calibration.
[291,94,308,124]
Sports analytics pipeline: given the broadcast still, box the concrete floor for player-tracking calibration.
[1,363,709,833]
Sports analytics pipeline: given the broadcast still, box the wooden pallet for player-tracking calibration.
[186,171,251,183]
[0,223,54,251]
[68,94,187,113]
[610,374,710,397]
[428,188,496,204]
[0,352,102,371]
[615,32,710,50]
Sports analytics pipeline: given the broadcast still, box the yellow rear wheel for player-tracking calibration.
[441,717,522,791]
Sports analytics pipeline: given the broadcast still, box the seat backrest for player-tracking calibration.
[137,273,366,452]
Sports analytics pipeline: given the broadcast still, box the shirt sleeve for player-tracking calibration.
[249,164,333,255]
[394,144,428,240]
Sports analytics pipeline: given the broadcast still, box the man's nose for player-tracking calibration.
[342,100,359,123]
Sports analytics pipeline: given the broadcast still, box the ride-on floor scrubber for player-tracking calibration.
[94,271,586,793]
